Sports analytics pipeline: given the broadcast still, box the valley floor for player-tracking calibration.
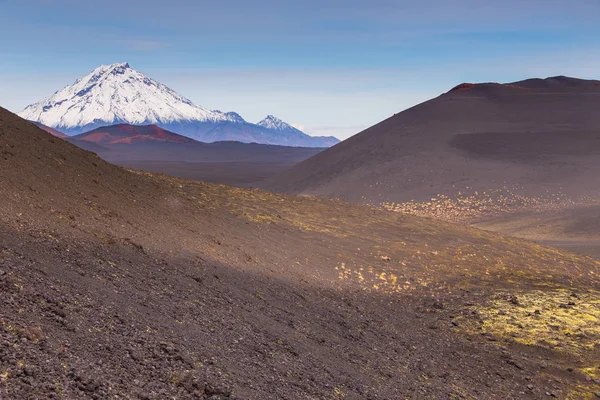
[472,205,600,260]
[115,161,289,188]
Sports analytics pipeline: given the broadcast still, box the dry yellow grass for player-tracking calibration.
[382,187,596,224]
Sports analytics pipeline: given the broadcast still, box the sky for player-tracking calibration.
[0,0,599,139]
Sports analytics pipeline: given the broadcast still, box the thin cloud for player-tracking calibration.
[291,123,306,131]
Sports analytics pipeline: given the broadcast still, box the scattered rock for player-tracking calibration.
[506,359,523,370]
[129,349,143,362]
[82,380,100,393]
[423,298,444,310]
[205,383,231,399]
[483,333,497,342]
[506,295,520,306]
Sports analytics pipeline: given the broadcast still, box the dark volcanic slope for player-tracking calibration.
[28,120,68,138]
[91,140,325,164]
[1,107,600,399]
[263,76,600,204]
[68,123,324,166]
[72,124,198,144]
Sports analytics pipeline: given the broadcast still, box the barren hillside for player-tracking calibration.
[1,107,599,399]
[263,76,600,205]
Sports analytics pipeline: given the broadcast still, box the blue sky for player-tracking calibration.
[1,0,599,139]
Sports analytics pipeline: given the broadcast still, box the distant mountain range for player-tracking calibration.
[48,121,327,186]
[18,63,339,148]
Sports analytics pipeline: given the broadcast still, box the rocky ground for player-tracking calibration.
[1,107,600,399]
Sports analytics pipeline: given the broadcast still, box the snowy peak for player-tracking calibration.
[257,115,299,132]
[83,63,133,84]
[18,63,236,134]
[89,62,130,77]
[217,111,246,123]
[254,115,340,146]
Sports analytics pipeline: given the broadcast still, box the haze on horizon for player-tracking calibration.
[1,0,599,140]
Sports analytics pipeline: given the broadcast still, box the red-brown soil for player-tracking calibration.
[72,124,198,144]
[1,107,600,399]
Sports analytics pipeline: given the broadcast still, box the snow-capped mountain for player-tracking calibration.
[255,115,340,147]
[18,63,340,147]
[18,63,237,134]
[257,115,298,131]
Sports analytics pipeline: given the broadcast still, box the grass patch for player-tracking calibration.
[460,288,600,355]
